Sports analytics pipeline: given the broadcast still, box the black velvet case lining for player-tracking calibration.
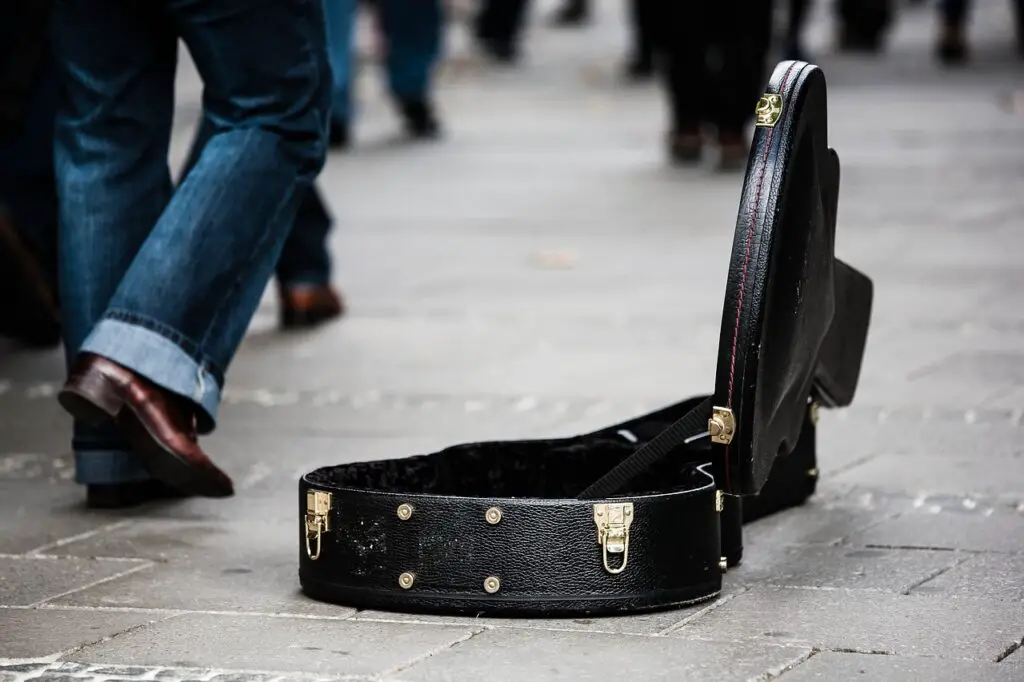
[305,409,711,499]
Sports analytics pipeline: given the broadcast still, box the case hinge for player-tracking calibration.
[593,502,634,575]
[305,490,332,560]
[709,406,736,445]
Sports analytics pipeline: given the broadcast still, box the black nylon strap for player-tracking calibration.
[577,396,715,500]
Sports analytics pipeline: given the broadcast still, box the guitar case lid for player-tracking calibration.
[710,60,873,496]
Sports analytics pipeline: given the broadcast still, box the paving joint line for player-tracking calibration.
[4,603,360,621]
[754,647,819,682]
[24,520,135,556]
[370,626,486,681]
[898,552,974,595]
[28,561,156,608]
[654,587,747,636]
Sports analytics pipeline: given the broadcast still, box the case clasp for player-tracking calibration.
[305,490,333,560]
[593,502,634,575]
[709,406,736,445]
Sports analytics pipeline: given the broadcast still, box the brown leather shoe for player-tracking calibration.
[717,131,749,172]
[668,130,703,165]
[279,284,345,329]
[58,353,234,498]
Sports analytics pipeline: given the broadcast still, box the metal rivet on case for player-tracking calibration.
[485,507,502,525]
[806,468,819,478]
[399,572,415,589]
[396,503,414,521]
[483,576,501,594]
[719,557,728,573]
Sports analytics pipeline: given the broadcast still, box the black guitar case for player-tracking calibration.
[297,60,874,616]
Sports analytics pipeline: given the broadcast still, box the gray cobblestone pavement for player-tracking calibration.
[2,1,1024,680]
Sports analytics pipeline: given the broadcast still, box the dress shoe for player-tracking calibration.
[398,99,441,140]
[279,284,345,329]
[717,131,749,172]
[551,0,588,26]
[623,53,655,81]
[87,480,192,509]
[329,121,350,150]
[668,130,703,165]
[58,353,235,498]
[935,23,968,66]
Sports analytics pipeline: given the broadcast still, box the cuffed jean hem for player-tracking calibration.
[79,317,222,434]
[74,449,151,485]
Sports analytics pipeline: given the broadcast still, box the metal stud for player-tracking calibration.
[719,557,728,573]
[483,576,501,594]
[398,572,415,589]
[485,507,503,525]
[396,503,414,521]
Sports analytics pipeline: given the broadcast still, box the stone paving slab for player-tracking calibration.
[66,614,480,679]
[729,545,959,593]
[349,606,700,638]
[46,519,350,617]
[0,556,149,607]
[0,610,168,659]
[0,480,128,555]
[381,627,811,682]
[772,650,1024,682]
[676,585,1022,660]
[848,507,1024,553]
[909,552,1024,602]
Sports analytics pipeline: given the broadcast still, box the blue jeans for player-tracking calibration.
[52,0,331,485]
[325,0,444,125]
[184,118,334,288]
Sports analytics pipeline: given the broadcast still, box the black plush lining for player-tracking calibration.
[305,397,714,498]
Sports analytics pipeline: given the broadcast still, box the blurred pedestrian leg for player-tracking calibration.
[624,0,657,80]
[936,0,968,64]
[657,0,774,170]
[52,0,331,507]
[325,0,358,147]
[378,0,444,138]
[183,118,345,331]
[475,0,531,63]
[325,0,444,144]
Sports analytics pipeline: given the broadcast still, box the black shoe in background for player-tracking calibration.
[399,99,440,139]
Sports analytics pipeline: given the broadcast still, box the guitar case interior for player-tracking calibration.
[298,60,874,617]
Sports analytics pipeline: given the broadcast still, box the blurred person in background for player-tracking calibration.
[935,0,1024,65]
[0,0,60,349]
[51,0,331,508]
[183,124,345,331]
[325,0,444,147]
[548,0,657,80]
[656,1,774,170]
[475,0,531,63]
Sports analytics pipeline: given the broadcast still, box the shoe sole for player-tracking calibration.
[58,380,233,499]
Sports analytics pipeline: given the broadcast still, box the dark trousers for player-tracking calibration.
[629,0,658,62]
[476,0,530,48]
[657,1,774,135]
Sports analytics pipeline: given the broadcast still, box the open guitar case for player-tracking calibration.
[298,61,875,616]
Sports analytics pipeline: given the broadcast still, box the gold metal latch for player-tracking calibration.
[305,490,332,560]
[708,406,736,445]
[755,93,783,127]
[593,502,634,575]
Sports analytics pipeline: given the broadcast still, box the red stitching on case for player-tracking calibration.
[723,62,800,487]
